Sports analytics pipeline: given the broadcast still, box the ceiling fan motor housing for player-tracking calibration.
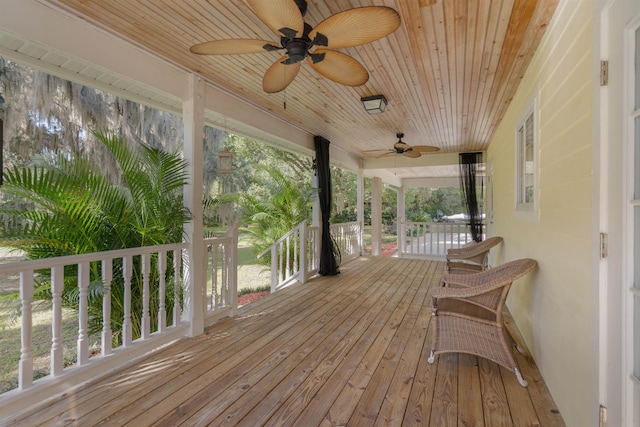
[286,40,311,62]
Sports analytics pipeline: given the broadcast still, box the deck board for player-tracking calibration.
[9,257,565,426]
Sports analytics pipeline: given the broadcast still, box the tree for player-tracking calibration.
[0,130,190,343]
[405,187,465,221]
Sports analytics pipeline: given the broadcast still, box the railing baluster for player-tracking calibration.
[142,253,151,339]
[19,270,34,390]
[279,241,285,282]
[270,246,278,293]
[51,266,64,376]
[293,229,299,275]
[221,243,228,306]
[173,249,182,324]
[285,235,291,279]
[212,243,218,309]
[122,255,132,347]
[77,262,90,365]
[101,259,113,355]
[157,251,166,332]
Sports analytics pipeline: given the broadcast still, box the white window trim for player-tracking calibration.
[514,86,540,221]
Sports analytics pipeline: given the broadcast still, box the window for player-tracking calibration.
[515,89,539,217]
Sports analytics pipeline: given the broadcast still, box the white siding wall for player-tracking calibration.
[486,1,595,425]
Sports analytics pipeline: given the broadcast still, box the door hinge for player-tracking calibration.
[600,60,608,86]
[599,404,607,427]
[600,232,608,259]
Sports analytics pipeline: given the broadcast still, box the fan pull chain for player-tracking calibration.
[283,68,287,110]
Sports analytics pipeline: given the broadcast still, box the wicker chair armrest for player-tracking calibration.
[440,270,486,287]
[437,258,537,300]
[445,236,503,260]
[431,280,506,300]
[446,246,484,260]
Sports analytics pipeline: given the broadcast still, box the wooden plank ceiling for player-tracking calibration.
[42,0,558,179]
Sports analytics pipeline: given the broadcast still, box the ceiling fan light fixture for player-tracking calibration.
[361,95,387,114]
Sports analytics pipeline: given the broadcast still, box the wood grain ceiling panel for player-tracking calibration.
[41,0,558,179]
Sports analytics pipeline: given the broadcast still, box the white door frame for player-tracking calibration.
[599,1,640,425]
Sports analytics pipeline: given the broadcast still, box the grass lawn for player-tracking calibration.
[236,235,271,293]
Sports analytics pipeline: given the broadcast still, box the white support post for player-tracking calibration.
[371,177,383,256]
[183,73,205,337]
[357,166,364,255]
[397,186,405,258]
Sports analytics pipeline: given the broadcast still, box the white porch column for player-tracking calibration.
[370,177,382,256]
[397,185,405,257]
[183,74,205,337]
[357,166,364,255]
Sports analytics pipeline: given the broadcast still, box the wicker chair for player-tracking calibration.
[445,236,503,274]
[427,258,537,387]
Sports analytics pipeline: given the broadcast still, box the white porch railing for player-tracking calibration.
[330,221,363,264]
[259,221,363,292]
[204,226,238,326]
[258,220,320,292]
[399,221,481,258]
[0,230,237,420]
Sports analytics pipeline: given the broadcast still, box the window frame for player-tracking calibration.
[514,87,540,220]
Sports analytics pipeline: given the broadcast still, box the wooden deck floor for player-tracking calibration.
[10,257,565,426]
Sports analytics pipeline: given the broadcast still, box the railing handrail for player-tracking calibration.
[0,242,188,273]
[257,220,311,259]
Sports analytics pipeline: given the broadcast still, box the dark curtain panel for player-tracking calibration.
[314,135,339,275]
[459,152,483,242]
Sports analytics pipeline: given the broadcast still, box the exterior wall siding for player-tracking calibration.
[486,1,595,425]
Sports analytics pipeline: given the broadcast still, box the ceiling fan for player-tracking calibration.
[365,133,440,158]
[190,0,400,93]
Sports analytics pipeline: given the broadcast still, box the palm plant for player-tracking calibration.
[0,130,190,343]
[220,165,313,264]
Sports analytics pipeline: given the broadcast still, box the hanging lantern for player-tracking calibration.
[217,148,233,174]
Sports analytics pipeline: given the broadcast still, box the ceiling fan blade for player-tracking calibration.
[307,49,368,86]
[248,0,305,38]
[309,7,401,49]
[403,150,422,158]
[411,145,441,153]
[190,39,279,55]
[263,56,301,93]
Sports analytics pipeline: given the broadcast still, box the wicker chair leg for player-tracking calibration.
[427,351,435,364]
[514,367,528,387]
